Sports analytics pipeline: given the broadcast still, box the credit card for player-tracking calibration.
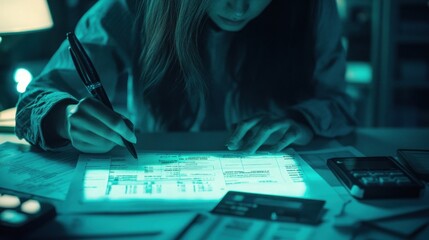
[212,191,325,225]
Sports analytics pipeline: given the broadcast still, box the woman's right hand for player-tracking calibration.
[58,97,137,153]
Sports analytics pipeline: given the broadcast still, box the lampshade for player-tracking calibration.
[0,0,53,34]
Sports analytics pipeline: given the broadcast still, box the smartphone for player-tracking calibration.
[397,149,429,182]
[327,156,425,199]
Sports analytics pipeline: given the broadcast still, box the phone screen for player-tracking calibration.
[337,157,397,171]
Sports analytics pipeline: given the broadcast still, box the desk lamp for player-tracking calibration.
[0,0,53,34]
[0,0,53,131]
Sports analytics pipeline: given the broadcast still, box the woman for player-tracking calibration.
[15,0,356,154]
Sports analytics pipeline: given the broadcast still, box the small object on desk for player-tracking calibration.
[397,149,429,182]
[66,32,137,159]
[327,156,425,199]
[211,191,326,225]
[0,191,56,235]
[177,191,321,240]
[0,108,16,133]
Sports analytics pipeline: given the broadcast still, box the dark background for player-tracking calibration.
[0,0,97,110]
[1,0,428,127]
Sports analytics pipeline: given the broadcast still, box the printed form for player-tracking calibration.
[0,142,76,200]
[65,149,341,213]
[80,150,306,201]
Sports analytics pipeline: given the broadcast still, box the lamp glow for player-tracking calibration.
[0,0,53,34]
[346,62,372,84]
[14,68,33,93]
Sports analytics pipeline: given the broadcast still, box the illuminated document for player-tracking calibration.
[81,150,306,201]
[65,149,340,212]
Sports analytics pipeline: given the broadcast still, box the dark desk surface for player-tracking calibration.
[118,128,429,157]
[2,128,428,155]
[339,128,429,156]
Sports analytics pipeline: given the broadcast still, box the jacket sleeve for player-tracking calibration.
[290,0,357,137]
[15,0,134,150]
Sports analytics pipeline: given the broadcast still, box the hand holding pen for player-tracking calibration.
[62,32,137,158]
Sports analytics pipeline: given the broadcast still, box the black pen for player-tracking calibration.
[66,32,138,159]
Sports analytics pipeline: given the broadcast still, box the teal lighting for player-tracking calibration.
[346,62,372,84]
[82,153,308,201]
[14,68,33,93]
[336,0,347,20]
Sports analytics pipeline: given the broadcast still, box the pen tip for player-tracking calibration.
[123,139,138,159]
[131,148,138,160]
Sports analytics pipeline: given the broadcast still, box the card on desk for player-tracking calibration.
[211,191,326,225]
[176,191,324,239]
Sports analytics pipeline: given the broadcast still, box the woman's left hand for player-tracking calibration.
[226,115,314,153]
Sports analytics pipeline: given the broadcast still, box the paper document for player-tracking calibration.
[65,149,342,212]
[78,150,306,200]
[0,142,77,200]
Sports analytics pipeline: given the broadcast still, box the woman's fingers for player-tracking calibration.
[227,117,262,150]
[227,115,314,153]
[65,97,136,153]
[122,116,135,132]
[69,116,126,147]
[76,98,136,143]
[241,119,291,154]
[270,122,313,152]
[69,129,117,153]
[269,127,299,152]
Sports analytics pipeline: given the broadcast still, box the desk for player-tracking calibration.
[1,128,429,239]
[2,127,428,154]
[339,128,429,156]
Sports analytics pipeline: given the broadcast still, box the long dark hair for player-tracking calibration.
[133,0,318,130]
[234,0,317,111]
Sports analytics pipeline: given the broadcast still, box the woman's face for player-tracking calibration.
[207,0,272,32]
